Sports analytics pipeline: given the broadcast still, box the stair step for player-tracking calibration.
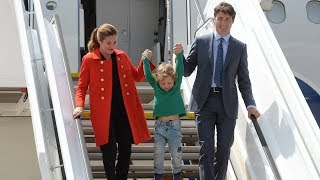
[79,88,183,105]
[81,111,195,119]
[83,127,197,136]
[75,85,155,93]
[92,171,199,179]
[72,73,152,86]
[85,136,199,144]
[80,89,154,104]
[87,146,200,153]
[88,152,199,161]
[73,73,184,104]
[91,165,199,172]
[81,119,197,128]
[84,103,157,110]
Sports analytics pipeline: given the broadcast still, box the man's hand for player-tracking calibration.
[248,107,260,119]
[142,49,152,60]
[173,43,183,55]
[73,106,84,119]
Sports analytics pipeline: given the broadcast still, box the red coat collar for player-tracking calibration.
[91,48,125,60]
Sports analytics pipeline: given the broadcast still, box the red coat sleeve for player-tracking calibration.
[125,53,156,82]
[75,54,90,107]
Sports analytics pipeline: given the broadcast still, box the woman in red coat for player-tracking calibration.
[73,23,155,180]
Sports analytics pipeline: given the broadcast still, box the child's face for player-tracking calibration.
[159,76,174,91]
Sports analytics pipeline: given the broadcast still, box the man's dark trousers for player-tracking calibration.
[196,90,236,180]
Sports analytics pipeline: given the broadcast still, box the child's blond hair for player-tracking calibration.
[155,63,177,82]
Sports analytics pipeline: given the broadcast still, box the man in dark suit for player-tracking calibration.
[174,2,261,180]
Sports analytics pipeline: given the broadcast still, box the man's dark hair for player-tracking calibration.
[214,2,236,21]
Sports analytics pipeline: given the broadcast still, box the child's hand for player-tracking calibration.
[173,43,183,55]
[142,49,152,60]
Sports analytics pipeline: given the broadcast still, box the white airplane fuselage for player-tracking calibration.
[265,0,320,126]
[0,0,319,127]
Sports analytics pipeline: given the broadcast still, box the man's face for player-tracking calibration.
[214,12,234,36]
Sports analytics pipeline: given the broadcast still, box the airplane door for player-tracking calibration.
[95,0,159,66]
[96,0,130,53]
[129,0,159,66]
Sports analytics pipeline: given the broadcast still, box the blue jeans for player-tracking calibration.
[154,120,182,175]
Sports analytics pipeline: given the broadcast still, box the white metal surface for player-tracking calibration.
[0,0,25,88]
[268,0,320,95]
[229,0,320,178]
[39,0,79,73]
[13,0,62,179]
[50,14,93,179]
[33,0,93,179]
[175,0,320,179]
[233,0,320,176]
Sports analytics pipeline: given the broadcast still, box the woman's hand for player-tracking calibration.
[142,49,152,60]
[73,106,84,119]
[173,43,183,55]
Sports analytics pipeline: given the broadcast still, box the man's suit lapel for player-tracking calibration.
[224,36,234,71]
[208,33,214,66]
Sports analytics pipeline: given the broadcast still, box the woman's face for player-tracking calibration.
[98,35,117,55]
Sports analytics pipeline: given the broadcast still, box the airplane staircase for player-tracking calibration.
[13,0,320,179]
[71,74,201,179]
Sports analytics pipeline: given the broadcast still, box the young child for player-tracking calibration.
[142,44,186,180]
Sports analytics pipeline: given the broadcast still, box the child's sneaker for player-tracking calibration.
[154,173,163,180]
[173,172,181,180]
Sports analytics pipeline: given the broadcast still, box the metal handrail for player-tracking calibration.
[250,115,282,180]
[50,14,93,180]
[192,0,212,38]
[193,0,206,22]
[193,17,213,38]
[13,0,63,179]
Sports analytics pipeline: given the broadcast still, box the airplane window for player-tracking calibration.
[46,1,57,11]
[306,1,320,24]
[266,1,286,24]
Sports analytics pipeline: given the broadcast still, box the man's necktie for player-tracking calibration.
[214,38,223,87]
